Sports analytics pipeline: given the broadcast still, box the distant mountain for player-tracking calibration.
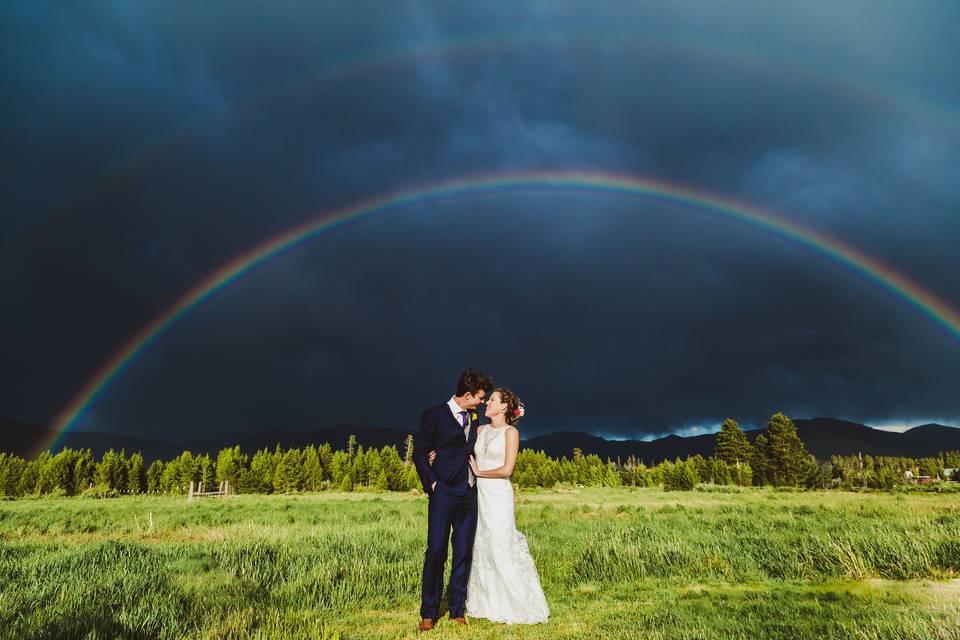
[522,418,960,463]
[0,419,408,461]
[185,425,408,458]
[520,430,717,464]
[0,418,57,459]
[2,415,959,463]
[0,417,181,460]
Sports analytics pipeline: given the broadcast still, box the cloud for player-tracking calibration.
[1,1,958,440]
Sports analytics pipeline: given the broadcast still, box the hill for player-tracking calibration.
[2,416,958,463]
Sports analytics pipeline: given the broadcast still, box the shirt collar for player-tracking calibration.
[448,396,467,420]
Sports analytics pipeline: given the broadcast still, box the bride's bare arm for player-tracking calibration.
[469,427,519,479]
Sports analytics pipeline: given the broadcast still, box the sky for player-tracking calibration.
[2,1,959,442]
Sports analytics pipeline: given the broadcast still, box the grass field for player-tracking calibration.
[2,486,960,639]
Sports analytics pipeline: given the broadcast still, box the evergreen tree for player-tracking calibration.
[375,469,389,491]
[73,449,95,494]
[715,419,753,468]
[249,448,278,493]
[380,446,405,491]
[95,449,119,490]
[112,450,129,491]
[215,446,247,488]
[301,446,324,491]
[173,451,199,492]
[318,443,333,481]
[352,445,368,486]
[199,454,216,490]
[663,457,699,490]
[1,454,27,496]
[146,460,164,493]
[689,454,709,483]
[758,413,815,486]
[751,433,771,485]
[404,434,414,466]
[33,451,55,494]
[329,450,350,486]
[160,460,180,493]
[42,449,74,494]
[366,448,383,488]
[127,453,145,494]
[734,461,753,487]
[274,449,303,493]
[18,459,39,495]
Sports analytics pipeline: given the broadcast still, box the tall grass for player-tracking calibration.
[1,488,958,639]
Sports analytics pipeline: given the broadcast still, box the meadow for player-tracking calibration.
[2,487,959,640]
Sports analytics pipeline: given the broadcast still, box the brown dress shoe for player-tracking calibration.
[418,618,434,632]
[452,617,466,626]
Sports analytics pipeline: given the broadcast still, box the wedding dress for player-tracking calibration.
[466,425,550,624]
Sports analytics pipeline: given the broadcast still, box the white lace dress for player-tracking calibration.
[466,425,550,624]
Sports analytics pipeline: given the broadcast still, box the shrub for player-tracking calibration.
[80,485,120,499]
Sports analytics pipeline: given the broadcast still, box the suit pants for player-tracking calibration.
[420,482,478,619]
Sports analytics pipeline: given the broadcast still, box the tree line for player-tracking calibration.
[1,413,957,497]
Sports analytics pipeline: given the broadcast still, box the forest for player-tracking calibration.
[2,413,958,498]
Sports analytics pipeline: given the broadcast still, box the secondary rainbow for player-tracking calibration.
[45,171,960,453]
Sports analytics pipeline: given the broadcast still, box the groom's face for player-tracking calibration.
[463,389,487,410]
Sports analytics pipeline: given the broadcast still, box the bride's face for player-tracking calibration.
[484,391,505,419]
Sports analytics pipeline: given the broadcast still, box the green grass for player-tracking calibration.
[1,487,959,639]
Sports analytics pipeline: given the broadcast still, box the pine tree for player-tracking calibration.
[715,418,753,467]
[318,443,333,481]
[17,459,39,495]
[375,469,389,491]
[127,453,145,494]
[199,454,216,490]
[249,448,278,493]
[404,434,414,466]
[302,446,324,491]
[760,412,815,486]
[146,460,164,493]
[274,449,303,493]
[216,446,247,487]
[73,449,95,494]
[347,434,357,458]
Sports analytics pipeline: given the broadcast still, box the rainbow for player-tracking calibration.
[44,170,960,454]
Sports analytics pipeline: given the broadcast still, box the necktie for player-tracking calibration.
[459,411,474,486]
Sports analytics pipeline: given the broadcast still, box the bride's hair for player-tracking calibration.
[495,387,523,426]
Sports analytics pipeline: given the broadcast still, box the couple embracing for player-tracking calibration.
[412,369,549,631]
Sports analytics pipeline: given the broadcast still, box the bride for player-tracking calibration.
[458,387,550,624]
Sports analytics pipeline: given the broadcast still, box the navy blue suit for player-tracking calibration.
[413,403,479,620]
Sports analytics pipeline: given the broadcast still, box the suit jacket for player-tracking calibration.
[413,403,478,497]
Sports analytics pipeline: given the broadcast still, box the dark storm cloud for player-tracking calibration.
[2,1,958,441]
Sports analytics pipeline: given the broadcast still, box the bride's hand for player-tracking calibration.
[428,450,436,463]
[468,455,481,476]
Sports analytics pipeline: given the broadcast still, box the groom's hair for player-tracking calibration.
[456,369,494,397]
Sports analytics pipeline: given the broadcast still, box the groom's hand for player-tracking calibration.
[431,481,436,491]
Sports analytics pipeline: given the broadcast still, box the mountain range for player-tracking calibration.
[3,416,958,463]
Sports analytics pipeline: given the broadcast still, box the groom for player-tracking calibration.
[413,368,493,631]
